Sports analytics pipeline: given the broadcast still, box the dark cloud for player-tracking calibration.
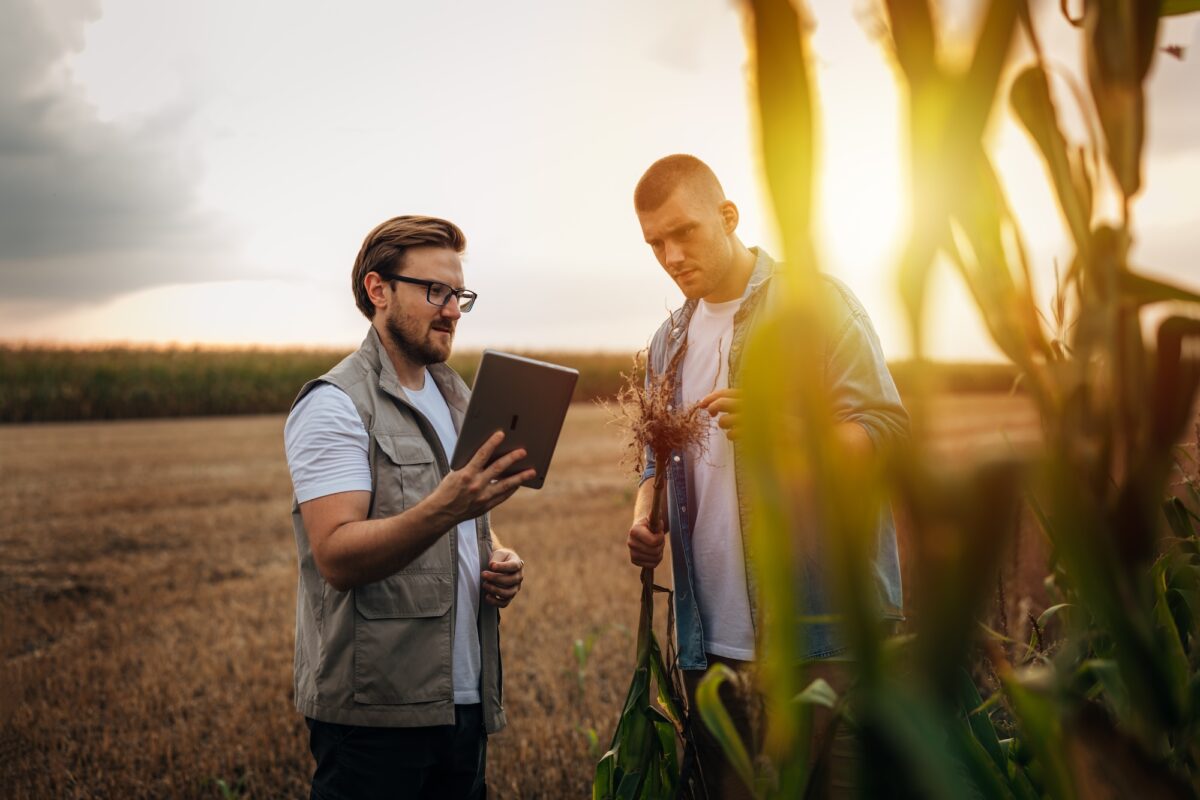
[0,0,234,301]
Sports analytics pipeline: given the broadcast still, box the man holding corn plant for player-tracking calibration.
[627,155,907,797]
[284,215,530,799]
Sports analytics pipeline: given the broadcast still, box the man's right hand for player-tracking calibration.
[627,515,665,569]
[429,431,536,526]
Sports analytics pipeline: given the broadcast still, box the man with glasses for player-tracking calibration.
[284,215,530,799]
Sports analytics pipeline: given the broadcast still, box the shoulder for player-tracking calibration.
[323,349,373,392]
[285,383,365,443]
[817,275,872,340]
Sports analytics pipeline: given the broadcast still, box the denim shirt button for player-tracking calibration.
[672,455,680,463]
[681,506,687,514]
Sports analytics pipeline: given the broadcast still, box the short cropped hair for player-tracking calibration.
[633,154,726,213]
[351,215,466,319]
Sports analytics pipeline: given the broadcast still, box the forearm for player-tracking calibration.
[316,498,457,591]
[633,478,657,524]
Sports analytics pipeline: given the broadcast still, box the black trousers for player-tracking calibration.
[306,704,487,800]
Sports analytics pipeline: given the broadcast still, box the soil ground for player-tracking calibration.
[0,398,1043,798]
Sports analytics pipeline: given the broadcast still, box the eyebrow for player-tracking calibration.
[645,221,693,245]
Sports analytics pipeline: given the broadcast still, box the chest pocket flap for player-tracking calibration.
[356,572,452,619]
[372,434,438,517]
[375,434,435,467]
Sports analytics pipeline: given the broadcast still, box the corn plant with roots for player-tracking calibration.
[694,0,1200,798]
[594,353,709,799]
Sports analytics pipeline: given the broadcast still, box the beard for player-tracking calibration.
[385,311,454,366]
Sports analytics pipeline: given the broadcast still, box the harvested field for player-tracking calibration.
[0,399,1040,798]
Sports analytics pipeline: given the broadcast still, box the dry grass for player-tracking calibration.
[0,399,1040,798]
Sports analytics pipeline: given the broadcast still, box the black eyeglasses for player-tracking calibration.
[378,273,478,313]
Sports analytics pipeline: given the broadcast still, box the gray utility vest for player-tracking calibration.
[289,327,505,732]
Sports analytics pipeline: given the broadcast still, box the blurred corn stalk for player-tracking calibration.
[694,0,1200,797]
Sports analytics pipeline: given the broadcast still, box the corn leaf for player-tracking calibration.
[956,668,1007,773]
[593,751,616,800]
[1162,0,1200,15]
[792,677,838,710]
[746,0,817,257]
[651,711,678,795]
[1010,65,1091,249]
[1120,269,1200,306]
[1002,671,1076,800]
[694,664,756,795]
[1163,497,1195,539]
[1037,603,1073,630]
[868,686,982,800]
[1152,562,1191,715]
[1085,0,1161,198]
[953,723,1020,800]
[648,635,685,730]
[1075,659,1130,720]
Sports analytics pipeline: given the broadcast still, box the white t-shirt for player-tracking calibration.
[284,377,483,704]
[680,297,756,661]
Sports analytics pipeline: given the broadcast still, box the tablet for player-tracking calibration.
[450,350,579,489]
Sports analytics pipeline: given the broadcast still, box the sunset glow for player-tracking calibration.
[2,2,1197,361]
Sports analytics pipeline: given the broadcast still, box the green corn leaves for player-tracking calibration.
[694,665,757,795]
[594,451,691,799]
[593,631,682,800]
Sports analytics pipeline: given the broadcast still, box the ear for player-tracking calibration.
[364,271,390,311]
[719,200,739,234]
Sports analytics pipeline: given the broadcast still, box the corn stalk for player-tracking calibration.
[694,0,1200,797]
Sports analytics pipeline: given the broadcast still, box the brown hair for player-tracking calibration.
[351,215,467,319]
[633,154,726,213]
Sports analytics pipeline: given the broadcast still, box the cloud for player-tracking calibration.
[0,0,234,301]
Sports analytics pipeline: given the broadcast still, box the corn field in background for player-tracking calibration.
[691,0,1200,798]
[0,345,1017,424]
[0,347,636,422]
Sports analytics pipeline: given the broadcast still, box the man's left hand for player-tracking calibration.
[482,548,524,608]
[700,388,743,440]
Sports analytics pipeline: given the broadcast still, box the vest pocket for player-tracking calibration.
[353,573,453,704]
[373,434,437,516]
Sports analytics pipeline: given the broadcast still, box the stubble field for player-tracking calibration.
[0,398,1040,798]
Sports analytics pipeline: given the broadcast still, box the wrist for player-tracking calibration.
[413,492,458,533]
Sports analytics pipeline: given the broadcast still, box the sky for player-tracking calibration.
[1,0,1197,360]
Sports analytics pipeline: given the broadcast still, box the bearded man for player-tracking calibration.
[284,215,531,799]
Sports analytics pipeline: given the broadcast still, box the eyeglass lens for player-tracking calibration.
[428,282,476,312]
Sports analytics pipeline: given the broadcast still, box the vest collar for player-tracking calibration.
[361,326,470,425]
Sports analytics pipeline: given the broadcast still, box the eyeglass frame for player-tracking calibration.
[375,272,478,312]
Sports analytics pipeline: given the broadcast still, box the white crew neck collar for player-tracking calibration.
[403,368,434,395]
[698,296,743,315]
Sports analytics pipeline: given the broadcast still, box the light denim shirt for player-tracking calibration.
[642,248,906,669]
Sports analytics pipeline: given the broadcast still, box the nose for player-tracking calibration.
[663,240,685,269]
[440,295,463,320]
